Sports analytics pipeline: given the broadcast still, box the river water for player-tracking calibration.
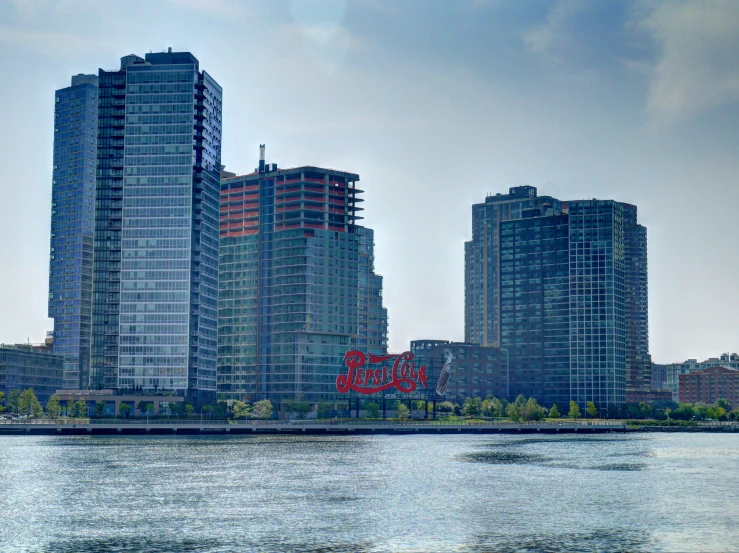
[0,433,737,552]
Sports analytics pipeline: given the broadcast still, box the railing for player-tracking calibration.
[0,418,630,427]
[4,418,735,428]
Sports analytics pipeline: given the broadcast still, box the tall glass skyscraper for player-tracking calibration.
[473,189,648,408]
[567,200,627,407]
[499,209,570,408]
[49,74,98,389]
[90,50,222,403]
[465,186,561,347]
[217,150,388,403]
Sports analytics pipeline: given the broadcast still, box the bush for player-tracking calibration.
[365,402,380,419]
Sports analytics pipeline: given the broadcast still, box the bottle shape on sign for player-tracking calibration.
[435,350,453,396]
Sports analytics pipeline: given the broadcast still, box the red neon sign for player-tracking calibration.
[335,351,429,394]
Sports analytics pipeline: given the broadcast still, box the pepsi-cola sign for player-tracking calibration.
[336,351,429,394]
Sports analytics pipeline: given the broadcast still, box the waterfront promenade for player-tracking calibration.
[2,418,736,435]
[0,418,636,435]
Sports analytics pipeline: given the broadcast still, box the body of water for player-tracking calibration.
[0,433,737,552]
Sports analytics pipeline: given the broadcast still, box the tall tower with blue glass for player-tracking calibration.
[465,187,562,347]
[49,74,98,389]
[480,191,648,409]
[90,51,222,403]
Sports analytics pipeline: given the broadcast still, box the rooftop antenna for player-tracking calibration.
[259,144,266,173]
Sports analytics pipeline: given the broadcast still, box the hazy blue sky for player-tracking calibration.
[0,0,737,363]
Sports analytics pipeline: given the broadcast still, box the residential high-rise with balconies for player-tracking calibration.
[353,227,388,356]
[49,74,98,390]
[217,148,388,404]
[622,203,651,402]
[90,50,222,403]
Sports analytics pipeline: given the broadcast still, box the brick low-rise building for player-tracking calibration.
[678,366,739,408]
[410,340,505,402]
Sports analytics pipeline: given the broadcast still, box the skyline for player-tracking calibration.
[1,0,738,363]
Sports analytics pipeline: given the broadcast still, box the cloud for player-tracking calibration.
[0,25,113,57]
[166,0,251,19]
[641,0,739,122]
[523,0,588,62]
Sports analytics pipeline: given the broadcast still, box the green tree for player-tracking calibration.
[8,389,21,414]
[506,402,521,421]
[137,401,152,416]
[481,398,493,417]
[214,401,228,418]
[462,397,482,417]
[0,391,5,413]
[316,401,332,419]
[586,401,598,418]
[45,394,61,418]
[707,406,727,421]
[437,401,455,414]
[252,399,274,419]
[715,398,732,411]
[637,402,652,419]
[522,398,546,421]
[365,402,380,419]
[118,403,132,418]
[548,403,561,419]
[184,403,195,417]
[95,401,106,418]
[232,400,252,419]
[670,403,695,421]
[491,398,504,417]
[72,399,87,418]
[412,400,426,411]
[18,389,43,418]
[168,403,182,418]
[568,400,581,419]
[396,403,410,419]
[294,401,311,419]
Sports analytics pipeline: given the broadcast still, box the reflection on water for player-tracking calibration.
[1,433,738,552]
[457,450,550,464]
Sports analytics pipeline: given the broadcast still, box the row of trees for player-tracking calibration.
[4,388,737,422]
[0,389,45,417]
[431,395,598,421]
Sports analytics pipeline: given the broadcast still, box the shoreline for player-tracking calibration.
[1,420,737,436]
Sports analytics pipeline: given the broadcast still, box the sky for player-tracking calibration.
[0,0,737,364]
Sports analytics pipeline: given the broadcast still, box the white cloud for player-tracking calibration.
[641,0,739,122]
[166,0,250,18]
[523,0,588,62]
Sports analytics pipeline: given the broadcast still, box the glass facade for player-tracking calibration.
[500,211,570,408]
[218,161,388,403]
[0,345,65,405]
[474,192,648,408]
[49,74,98,389]
[568,200,626,407]
[465,186,561,347]
[91,52,222,403]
